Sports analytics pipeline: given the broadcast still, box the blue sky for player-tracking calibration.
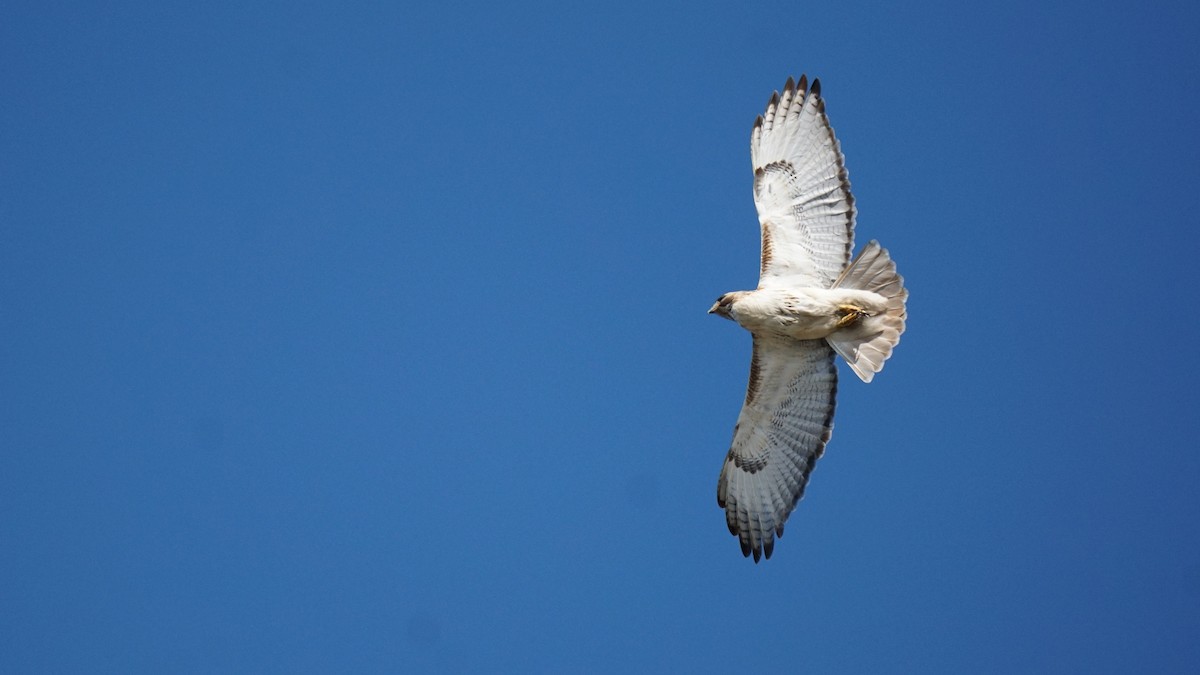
[3,0,1199,672]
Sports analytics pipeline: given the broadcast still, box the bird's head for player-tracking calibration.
[708,293,737,321]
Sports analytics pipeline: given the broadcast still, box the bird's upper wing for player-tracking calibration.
[717,334,837,562]
[751,75,856,289]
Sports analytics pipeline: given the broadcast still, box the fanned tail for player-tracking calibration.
[827,240,907,383]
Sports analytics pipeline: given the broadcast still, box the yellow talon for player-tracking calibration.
[835,305,868,329]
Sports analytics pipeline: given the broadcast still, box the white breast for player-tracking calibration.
[731,287,886,341]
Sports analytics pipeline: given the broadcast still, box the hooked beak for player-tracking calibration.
[708,301,720,314]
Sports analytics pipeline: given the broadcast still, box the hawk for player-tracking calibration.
[710,76,908,562]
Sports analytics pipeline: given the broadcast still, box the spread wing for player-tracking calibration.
[751,75,856,290]
[717,335,837,562]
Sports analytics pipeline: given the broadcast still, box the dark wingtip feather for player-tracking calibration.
[811,77,822,98]
[784,75,795,93]
[763,538,774,560]
[798,73,808,94]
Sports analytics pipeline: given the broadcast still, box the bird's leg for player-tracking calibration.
[835,304,869,329]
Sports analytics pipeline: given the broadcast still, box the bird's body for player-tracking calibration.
[711,286,890,341]
[711,75,908,562]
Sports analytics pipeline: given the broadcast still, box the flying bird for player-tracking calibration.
[710,76,908,562]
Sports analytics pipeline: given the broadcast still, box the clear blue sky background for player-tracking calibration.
[3,1,1199,672]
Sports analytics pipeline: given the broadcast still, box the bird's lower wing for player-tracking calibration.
[717,335,837,562]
